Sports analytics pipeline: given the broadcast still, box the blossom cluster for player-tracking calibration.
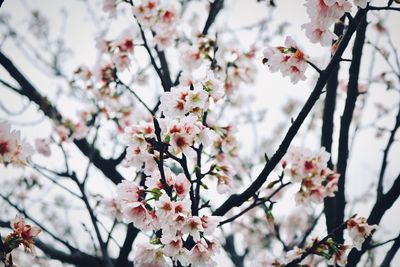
[3,216,41,255]
[0,121,34,166]
[115,179,221,266]
[263,37,308,84]
[281,146,340,204]
[303,0,369,47]
[179,35,257,97]
[346,216,377,250]
[55,120,89,143]
[133,0,180,50]
[96,33,135,71]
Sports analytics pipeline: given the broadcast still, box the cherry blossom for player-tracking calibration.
[263,37,308,84]
[179,43,203,70]
[132,0,180,50]
[282,146,340,204]
[34,138,51,157]
[133,243,170,267]
[173,173,191,199]
[100,197,123,221]
[102,0,118,18]
[303,0,352,46]
[0,121,34,166]
[189,241,217,267]
[4,216,41,254]
[346,217,377,250]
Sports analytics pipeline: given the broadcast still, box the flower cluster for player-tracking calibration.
[133,0,180,50]
[115,179,221,266]
[96,33,135,71]
[0,121,34,166]
[303,0,356,47]
[159,115,218,158]
[179,36,257,97]
[159,86,209,118]
[3,216,41,255]
[281,147,340,204]
[263,37,308,84]
[211,125,242,194]
[346,216,377,250]
[124,120,157,173]
[55,120,89,143]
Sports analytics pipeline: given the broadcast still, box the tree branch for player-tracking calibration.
[322,16,345,236]
[377,105,400,198]
[335,14,368,243]
[379,233,400,267]
[213,9,368,217]
[116,224,139,267]
[202,0,225,35]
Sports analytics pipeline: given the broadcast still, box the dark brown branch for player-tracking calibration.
[223,235,245,267]
[322,16,345,235]
[213,9,368,217]
[335,14,368,243]
[368,6,400,11]
[116,224,139,267]
[202,0,225,35]
[155,48,172,92]
[137,23,170,92]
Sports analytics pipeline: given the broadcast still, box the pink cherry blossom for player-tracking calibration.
[173,173,191,199]
[0,121,34,166]
[263,37,308,84]
[182,216,204,242]
[347,217,377,250]
[133,243,169,267]
[34,138,51,157]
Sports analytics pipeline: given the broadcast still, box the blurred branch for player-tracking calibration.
[298,210,324,248]
[377,105,400,198]
[0,51,125,185]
